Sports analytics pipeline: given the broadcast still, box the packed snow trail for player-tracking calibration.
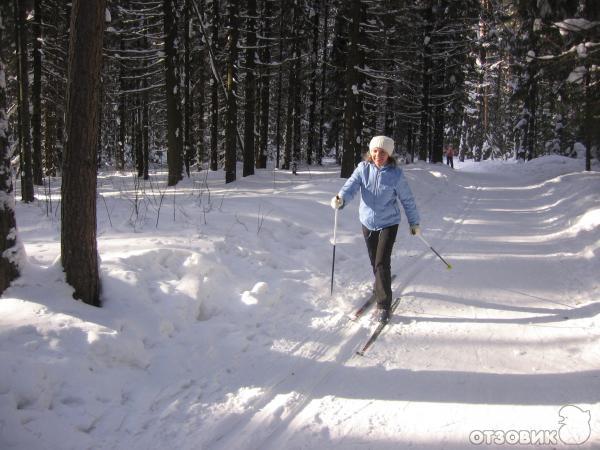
[211,161,600,450]
[0,157,598,450]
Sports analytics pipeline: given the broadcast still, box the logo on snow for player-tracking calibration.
[469,404,591,446]
[558,405,591,445]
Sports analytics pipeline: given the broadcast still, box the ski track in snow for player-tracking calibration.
[213,169,484,450]
[1,157,599,450]
[206,163,599,450]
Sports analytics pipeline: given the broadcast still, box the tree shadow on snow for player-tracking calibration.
[400,290,600,325]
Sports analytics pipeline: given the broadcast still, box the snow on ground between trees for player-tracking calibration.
[1,156,599,449]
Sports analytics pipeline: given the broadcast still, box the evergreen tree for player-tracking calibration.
[0,2,22,294]
[61,0,106,306]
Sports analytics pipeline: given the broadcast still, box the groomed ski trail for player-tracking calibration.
[208,166,483,450]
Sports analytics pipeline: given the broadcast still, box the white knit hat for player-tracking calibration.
[369,135,394,156]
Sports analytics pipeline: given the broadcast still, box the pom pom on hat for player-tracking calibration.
[369,135,394,156]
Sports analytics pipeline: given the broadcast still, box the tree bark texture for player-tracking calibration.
[15,0,34,202]
[340,0,362,178]
[0,2,21,294]
[243,0,256,176]
[224,0,238,184]
[164,0,184,185]
[61,0,106,306]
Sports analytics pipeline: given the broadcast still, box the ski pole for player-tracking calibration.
[418,234,453,270]
[330,204,339,295]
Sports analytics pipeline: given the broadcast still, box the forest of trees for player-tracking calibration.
[0,0,598,302]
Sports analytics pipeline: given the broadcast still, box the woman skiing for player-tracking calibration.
[331,135,421,323]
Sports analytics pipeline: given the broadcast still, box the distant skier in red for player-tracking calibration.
[445,144,455,168]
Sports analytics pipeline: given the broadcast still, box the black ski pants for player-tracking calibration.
[362,224,398,310]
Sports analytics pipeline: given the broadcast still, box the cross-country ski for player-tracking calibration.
[356,297,402,356]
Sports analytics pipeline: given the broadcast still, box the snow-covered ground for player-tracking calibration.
[1,156,599,449]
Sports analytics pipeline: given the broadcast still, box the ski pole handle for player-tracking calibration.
[418,234,453,270]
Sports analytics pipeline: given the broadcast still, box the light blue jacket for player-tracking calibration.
[338,161,420,231]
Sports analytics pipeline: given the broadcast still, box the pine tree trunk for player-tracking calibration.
[224,0,239,184]
[292,54,302,167]
[275,0,285,169]
[256,0,271,169]
[210,0,219,171]
[526,73,537,160]
[117,38,126,170]
[243,0,256,176]
[383,29,394,137]
[61,0,106,306]
[282,1,298,172]
[184,0,193,177]
[432,102,444,163]
[143,78,150,180]
[478,0,489,153]
[44,0,59,177]
[340,0,362,178]
[317,0,330,166]
[407,122,414,162]
[418,3,432,162]
[431,48,446,164]
[283,66,294,171]
[32,0,44,185]
[164,0,184,186]
[0,2,21,294]
[44,100,56,176]
[584,65,592,171]
[306,1,319,166]
[195,5,206,169]
[135,106,144,177]
[15,0,35,202]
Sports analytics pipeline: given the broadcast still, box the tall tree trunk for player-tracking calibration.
[282,0,298,171]
[432,102,445,163]
[142,18,150,180]
[164,0,184,186]
[15,0,35,202]
[317,0,330,166]
[407,122,414,162]
[195,3,206,169]
[0,2,22,294]
[184,0,193,177]
[142,79,150,180]
[224,0,239,184]
[135,104,143,177]
[478,0,490,153]
[61,0,106,306]
[210,0,219,171]
[43,0,61,177]
[515,3,537,162]
[419,14,431,161]
[292,52,302,167]
[243,0,256,176]
[340,0,362,178]
[526,71,537,160]
[32,0,43,185]
[44,100,56,176]
[418,2,433,162]
[256,0,271,169]
[383,27,394,137]
[282,68,294,171]
[584,65,592,171]
[306,0,319,166]
[431,46,446,164]
[117,37,126,170]
[275,0,285,169]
